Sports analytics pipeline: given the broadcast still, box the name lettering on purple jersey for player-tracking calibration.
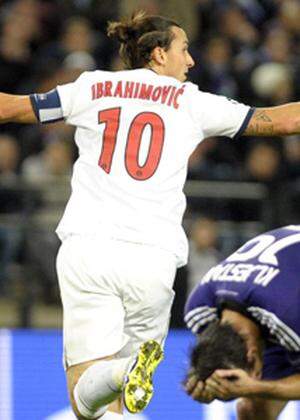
[201,263,279,287]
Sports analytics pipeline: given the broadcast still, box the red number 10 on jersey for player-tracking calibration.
[98,107,165,180]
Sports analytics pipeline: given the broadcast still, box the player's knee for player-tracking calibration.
[236,398,258,420]
[237,398,279,420]
[66,370,79,409]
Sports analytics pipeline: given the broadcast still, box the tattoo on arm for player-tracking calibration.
[254,110,273,123]
[245,110,275,136]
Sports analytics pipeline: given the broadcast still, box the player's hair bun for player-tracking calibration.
[107,21,135,43]
[107,11,146,43]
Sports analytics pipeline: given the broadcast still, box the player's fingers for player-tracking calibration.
[206,375,227,390]
[190,380,205,400]
[206,384,229,401]
[204,383,217,395]
[201,389,215,403]
[205,379,223,395]
[206,377,220,388]
[206,377,232,399]
[185,375,199,393]
[215,369,242,379]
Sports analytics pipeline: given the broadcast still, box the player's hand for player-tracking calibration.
[185,373,215,403]
[205,369,258,400]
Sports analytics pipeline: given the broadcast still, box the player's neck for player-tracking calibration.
[145,65,159,75]
[145,63,174,79]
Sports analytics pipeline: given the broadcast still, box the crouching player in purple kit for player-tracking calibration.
[185,225,300,419]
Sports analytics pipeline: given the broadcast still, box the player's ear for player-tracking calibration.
[247,347,262,379]
[151,46,167,66]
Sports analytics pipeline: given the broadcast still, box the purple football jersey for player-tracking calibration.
[185,225,300,352]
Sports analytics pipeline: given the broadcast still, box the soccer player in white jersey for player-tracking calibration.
[2,10,300,420]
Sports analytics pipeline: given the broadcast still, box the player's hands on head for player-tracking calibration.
[184,372,216,403]
[185,368,259,403]
[205,368,258,400]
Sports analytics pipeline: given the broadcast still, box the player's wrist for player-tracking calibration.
[245,379,274,398]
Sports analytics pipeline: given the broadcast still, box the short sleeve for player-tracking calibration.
[56,82,78,119]
[56,71,91,122]
[186,83,254,139]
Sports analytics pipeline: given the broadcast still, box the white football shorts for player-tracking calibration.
[56,235,177,368]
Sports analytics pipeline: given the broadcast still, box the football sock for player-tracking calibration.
[73,357,132,419]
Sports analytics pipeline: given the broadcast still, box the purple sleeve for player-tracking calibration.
[184,283,218,334]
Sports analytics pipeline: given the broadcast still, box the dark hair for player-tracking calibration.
[107,10,180,69]
[189,321,250,381]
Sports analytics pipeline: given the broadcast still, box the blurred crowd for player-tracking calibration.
[1,0,300,325]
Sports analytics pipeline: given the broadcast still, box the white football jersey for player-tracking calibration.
[49,69,252,267]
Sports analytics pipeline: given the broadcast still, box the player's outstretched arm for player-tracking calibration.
[0,93,37,124]
[244,104,300,137]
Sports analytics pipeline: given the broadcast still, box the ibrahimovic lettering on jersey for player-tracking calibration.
[185,225,300,353]
[91,80,185,109]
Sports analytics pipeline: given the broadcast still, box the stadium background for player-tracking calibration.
[1,0,300,418]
